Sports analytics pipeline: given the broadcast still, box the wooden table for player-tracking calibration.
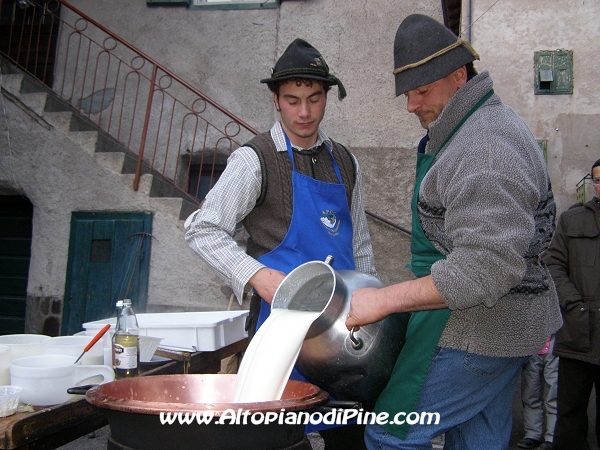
[0,339,248,449]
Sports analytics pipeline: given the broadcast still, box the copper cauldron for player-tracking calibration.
[86,374,329,450]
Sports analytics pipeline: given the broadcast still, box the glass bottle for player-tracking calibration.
[113,299,140,378]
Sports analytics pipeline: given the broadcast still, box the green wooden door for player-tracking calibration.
[0,196,33,335]
[61,212,152,335]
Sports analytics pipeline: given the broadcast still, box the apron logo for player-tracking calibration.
[320,210,341,236]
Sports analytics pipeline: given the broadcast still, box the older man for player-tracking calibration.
[346,14,561,449]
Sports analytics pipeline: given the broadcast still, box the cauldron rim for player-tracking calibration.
[86,374,329,415]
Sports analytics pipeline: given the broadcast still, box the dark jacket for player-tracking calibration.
[543,197,600,364]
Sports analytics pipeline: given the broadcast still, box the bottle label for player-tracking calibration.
[114,343,138,369]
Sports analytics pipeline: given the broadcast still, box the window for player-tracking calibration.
[147,0,281,9]
[187,163,226,203]
[534,50,573,95]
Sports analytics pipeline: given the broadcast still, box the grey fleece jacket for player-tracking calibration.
[419,71,562,357]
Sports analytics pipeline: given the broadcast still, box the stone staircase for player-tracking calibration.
[0,57,198,221]
[0,56,238,317]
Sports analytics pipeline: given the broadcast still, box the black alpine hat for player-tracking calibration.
[393,14,480,96]
[261,38,347,100]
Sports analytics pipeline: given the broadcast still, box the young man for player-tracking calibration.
[544,158,600,450]
[346,14,562,449]
[185,38,376,449]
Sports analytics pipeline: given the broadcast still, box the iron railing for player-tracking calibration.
[0,0,411,235]
[0,0,258,205]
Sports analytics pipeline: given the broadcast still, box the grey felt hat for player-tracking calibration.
[261,38,346,100]
[393,14,479,96]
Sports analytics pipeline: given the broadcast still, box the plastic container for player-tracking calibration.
[0,334,50,361]
[0,385,22,417]
[10,355,114,406]
[0,345,11,385]
[83,311,248,351]
[41,336,104,365]
[139,336,163,362]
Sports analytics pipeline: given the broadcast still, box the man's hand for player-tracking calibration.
[346,287,389,330]
[249,267,286,304]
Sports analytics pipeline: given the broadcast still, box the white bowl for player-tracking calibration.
[10,355,114,406]
[41,336,104,365]
[0,345,11,385]
[0,334,50,361]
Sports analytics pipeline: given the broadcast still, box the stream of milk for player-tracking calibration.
[232,308,320,403]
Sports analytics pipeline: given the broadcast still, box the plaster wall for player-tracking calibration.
[62,0,436,283]
[1,1,438,332]
[66,0,439,230]
[0,84,235,334]
[464,0,600,213]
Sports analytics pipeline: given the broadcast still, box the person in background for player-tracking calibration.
[346,14,562,449]
[543,158,600,450]
[517,334,558,450]
[185,38,377,449]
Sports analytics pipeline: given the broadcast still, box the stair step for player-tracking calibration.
[94,152,126,174]
[43,111,74,132]
[0,73,24,96]
[44,94,73,113]
[69,114,97,132]
[0,74,48,117]
[120,173,153,197]
[69,130,99,156]
[0,58,22,75]
[95,131,128,154]
[180,198,198,221]
[149,197,185,219]
[17,91,50,117]
[19,75,51,95]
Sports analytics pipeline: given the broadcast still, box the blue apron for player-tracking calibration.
[256,134,355,330]
[255,134,355,431]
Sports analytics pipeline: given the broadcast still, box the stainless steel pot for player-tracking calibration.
[272,259,410,410]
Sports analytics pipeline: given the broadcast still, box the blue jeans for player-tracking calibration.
[365,347,528,450]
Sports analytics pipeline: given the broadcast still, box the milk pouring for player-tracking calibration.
[232,309,320,403]
[233,257,410,409]
[272,259,410,409]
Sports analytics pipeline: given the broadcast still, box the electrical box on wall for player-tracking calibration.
[534,50,573,95]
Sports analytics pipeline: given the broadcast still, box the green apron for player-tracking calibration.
[374,90,494,439]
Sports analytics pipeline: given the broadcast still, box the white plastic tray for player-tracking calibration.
[82,311,248,352]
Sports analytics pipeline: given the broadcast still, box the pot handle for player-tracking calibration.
[349,327,363,350]
[67,384,98,395]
